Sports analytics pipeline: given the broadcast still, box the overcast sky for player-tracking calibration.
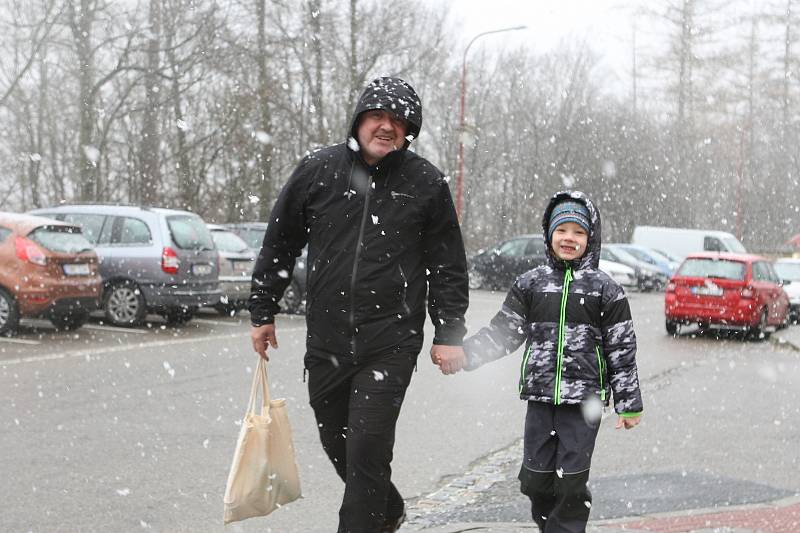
[440,0,639,90]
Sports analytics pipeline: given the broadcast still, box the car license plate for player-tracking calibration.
[692,285,723,296]
[232,260,251,273]
[192,263,212,276]
[63,263,90,276]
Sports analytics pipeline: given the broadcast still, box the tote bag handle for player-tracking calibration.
[246,358,272,418]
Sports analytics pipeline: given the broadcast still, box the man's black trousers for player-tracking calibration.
[518,401,601,533]
[307,350,417,533]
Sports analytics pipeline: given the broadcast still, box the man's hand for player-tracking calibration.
[615,415,641,430]
[430,344,465,375]
[251,324,278,361]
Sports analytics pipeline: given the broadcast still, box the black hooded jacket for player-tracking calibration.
[249,77,469,362]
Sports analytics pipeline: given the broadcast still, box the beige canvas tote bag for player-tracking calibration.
[223,357,302,524]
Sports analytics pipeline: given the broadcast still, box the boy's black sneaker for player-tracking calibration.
[379,509,406,533]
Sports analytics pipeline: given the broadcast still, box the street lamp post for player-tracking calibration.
[455,25,527,220]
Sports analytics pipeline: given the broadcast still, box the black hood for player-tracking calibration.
[348,77,422,154]
[542,190,601,270]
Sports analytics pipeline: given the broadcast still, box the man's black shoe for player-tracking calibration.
[379,509,406,533]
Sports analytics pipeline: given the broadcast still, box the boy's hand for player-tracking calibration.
[615,415,641,430]
[430,345,465,375]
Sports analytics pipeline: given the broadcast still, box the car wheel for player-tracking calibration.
[214,303,238,316]
[468,266,484,290]
[665,319,678,336]
[104,281,147,327]
[280,280,304,314]
[50,311,90,331]
[0,287,20,336]
[163,307,195,326]
[752,308,770,341]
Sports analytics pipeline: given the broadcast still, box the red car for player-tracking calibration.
[0,212,102,334]
[665,252,789,339]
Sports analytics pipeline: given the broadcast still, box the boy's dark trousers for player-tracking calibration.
[307,350,416,533]
[518,401,601,533]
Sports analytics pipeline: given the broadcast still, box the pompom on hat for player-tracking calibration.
[548,200,591,241]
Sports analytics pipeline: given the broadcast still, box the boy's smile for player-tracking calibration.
[551,221,589,261]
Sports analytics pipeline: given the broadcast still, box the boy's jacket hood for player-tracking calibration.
[348,77,422,161]
[542,190,601,271]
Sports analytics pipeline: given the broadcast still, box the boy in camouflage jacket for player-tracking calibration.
[463,190,643,532]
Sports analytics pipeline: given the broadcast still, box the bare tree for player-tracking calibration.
[140,0,162,205]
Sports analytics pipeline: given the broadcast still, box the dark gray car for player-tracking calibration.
[28,205,221,326]
[467,234,549,290]
[222,222,306,314]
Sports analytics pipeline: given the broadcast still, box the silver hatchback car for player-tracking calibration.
[28,205,221,326]
[206,224,255,315]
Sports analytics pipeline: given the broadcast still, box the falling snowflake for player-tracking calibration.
[248,194,259,204]
[82,145,100,166]
[163,361,175,378]
[255,131,272,144]
[372,370,385,381]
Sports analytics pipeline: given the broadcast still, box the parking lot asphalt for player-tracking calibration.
[412,325,800,533]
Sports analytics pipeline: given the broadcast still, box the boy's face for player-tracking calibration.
[551,221,589,261]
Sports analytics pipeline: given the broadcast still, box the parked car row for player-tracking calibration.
[466,234,671,292]
[0,206,310,336]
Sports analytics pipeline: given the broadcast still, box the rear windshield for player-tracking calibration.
[167,215,214,250]
[28,226,93,254]
[239,228,266,249]
[775,262,800,281]
[678,258,745,280]
[211,230,249,253]
[622,247,652,263]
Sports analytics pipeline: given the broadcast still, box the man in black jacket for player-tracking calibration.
[249,77,469,532]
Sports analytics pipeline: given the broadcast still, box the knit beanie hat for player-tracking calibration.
[548,200,591,241]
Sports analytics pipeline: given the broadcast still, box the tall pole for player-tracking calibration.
[455,25,527,220]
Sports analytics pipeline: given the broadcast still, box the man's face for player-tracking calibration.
[551,221,589,261]
[356,109,408,165]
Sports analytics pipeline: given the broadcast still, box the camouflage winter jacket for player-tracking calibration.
[463,191,643,415]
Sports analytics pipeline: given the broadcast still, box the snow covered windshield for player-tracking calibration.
[678,258,745,280]
[775,262,800,281]
[167,215,214,251]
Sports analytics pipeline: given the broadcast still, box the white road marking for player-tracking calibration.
[0,337,42,345]
[0,326,307,366]
[83,324,149,334]
[193,318,248,327]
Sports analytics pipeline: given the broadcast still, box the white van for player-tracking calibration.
[632,226,747,260]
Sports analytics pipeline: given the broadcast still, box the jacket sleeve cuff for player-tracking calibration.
[432,327,465,346]
[619,411,642,418]
[250,315,275,327]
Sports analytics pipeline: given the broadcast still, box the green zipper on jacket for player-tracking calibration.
[554,266,573,405]
[519,343,533,394]
[595,345,606,402]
